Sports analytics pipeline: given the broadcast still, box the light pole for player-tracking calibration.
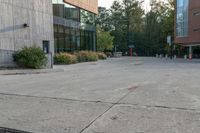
[167,35,172,59]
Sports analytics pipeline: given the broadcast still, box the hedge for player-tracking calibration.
[74,51,98,62]
[54,53,77,64]
[13,46,47,69]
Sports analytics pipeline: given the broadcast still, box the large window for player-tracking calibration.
[176,0,189,37]
[52,0,65,18]
[53,0,80,22]
[54,25,95,52]
[64,3,80,21]
[52,0,96,53]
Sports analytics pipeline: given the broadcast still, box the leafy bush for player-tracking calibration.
[54,51,107,65]
[54,53,77,65]
[97,26,114,52]
[13,46,47,69]
[97,52,107,60]
[75,51,98,62]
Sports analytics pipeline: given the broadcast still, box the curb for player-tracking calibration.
[0,69,64,75]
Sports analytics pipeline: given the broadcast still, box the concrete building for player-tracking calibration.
[0,0,98,67]
[0,0,54,67]
[175,0,200,59]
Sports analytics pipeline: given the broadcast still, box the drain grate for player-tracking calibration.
[0,127,31,133]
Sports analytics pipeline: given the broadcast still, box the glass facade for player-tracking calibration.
[52,0,96,53]
[80,9,95,25]
[176,0,189,37]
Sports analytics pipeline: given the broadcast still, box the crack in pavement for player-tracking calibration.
[79,73,156,133]
[79,86,137,133]
[117,103,199,112]
[0,92,197,113]
[0,93,115,105]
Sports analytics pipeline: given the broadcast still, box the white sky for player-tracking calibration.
[98,0,151,12]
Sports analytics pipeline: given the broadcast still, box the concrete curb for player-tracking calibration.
[0,69,64,75]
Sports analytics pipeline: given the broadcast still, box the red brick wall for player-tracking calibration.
[64,0,98,14]
[175,0,200,45]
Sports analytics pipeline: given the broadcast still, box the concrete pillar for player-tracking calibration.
[189,46,193,60]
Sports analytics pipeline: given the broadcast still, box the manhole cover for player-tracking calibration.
[0,127,31,133]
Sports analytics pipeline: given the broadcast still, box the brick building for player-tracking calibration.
[175,0,200,58]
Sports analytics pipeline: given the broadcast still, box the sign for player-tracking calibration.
[167,36,172,46]
[128,45,135,48]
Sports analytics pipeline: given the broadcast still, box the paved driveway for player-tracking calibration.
[0,57,200,133]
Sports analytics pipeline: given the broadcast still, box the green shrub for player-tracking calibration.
[13,46,47,69]
[54,53,77,64]
[75,51,98,62]
[97,52,107,60]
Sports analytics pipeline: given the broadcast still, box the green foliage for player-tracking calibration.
[54,53,77,64]
[143,0,175,56]
[54,51,108,65]
[75,51,99,62]
[13,46,47,69]
[96,7,113,31]
[97,26,114,52]
[110,0,145,53]
[97,52,107,60]
[97,0,175,56]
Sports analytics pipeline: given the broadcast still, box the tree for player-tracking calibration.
[97,26,114,52]
[96,7,113,31]
[141,0,175,56]
[110,1,127,52]
[109,0,144,53]
[96,0,175,56]
[122,0,144,54]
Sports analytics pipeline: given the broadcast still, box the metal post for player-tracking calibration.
[130,48,132,63]
[130,48,133,57]
[170,44,173,60]
[189,46,193,60]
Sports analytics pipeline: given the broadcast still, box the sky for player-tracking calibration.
[98,0,151,12]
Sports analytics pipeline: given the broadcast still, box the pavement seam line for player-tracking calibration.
[0,93,197,113]
[117,103,199,112]
[79,86,138,133]
[79,75,181,132]
[0,93,114,105]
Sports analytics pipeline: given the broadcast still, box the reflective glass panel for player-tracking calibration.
[176,0,189,37]
[80,9,95,25]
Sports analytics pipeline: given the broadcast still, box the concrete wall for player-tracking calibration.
[0,50,15,67]
[0,0,54,67]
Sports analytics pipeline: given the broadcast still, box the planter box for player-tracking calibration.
[113,52,122,57]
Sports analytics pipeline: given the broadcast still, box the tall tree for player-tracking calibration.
[96,7,113,31]
[96,0,175,56]
[123,0,144,54]
[143,0,175,55]
[97,26,114,52]
[109,0,144,53]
